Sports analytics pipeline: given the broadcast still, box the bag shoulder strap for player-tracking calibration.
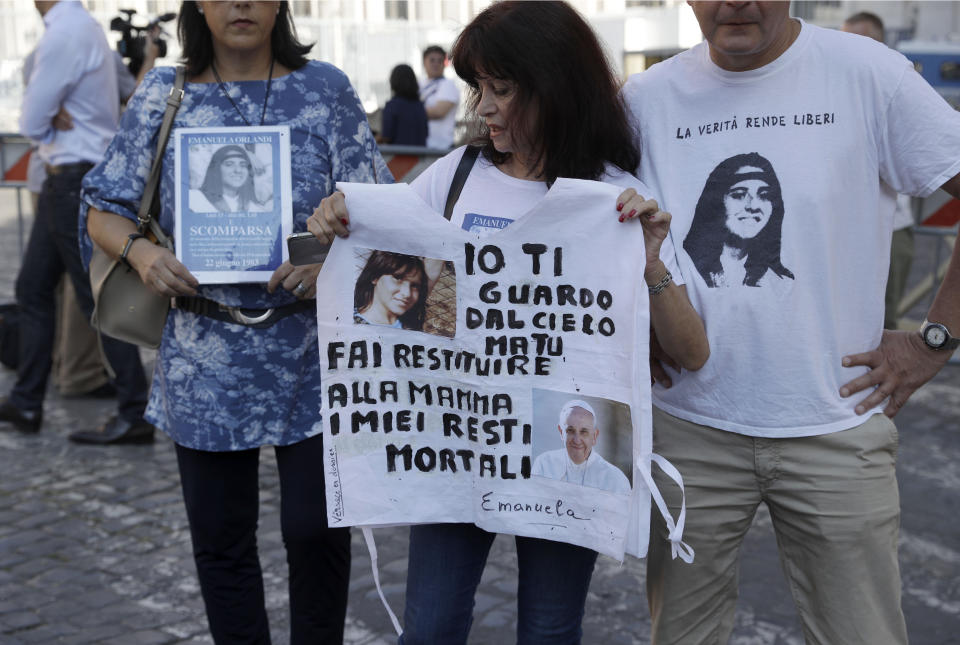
[138,65,186,243]
[442,145,480,221]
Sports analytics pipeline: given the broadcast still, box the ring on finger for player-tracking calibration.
[293,281,308,297]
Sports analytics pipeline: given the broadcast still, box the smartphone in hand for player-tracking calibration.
[287,232,329,266]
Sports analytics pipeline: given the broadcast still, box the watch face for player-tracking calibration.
[925,325,947,347]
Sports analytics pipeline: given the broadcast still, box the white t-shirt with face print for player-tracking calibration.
[409,146,684,285]
[623,20,960,437]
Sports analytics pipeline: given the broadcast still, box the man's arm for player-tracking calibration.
[941,172,960,201]
[840,170,960,416]
[19,40,75,143]
[426,79,459,120]
[426,100,455,120]
[133,27,162,91]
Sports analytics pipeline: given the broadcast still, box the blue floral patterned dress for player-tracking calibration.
[81,62,392,451]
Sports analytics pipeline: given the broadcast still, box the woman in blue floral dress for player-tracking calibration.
[81,2,390,642]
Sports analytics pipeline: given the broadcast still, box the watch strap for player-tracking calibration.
[120,233,146,268]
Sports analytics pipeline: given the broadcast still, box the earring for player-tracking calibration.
[198,5,204,14]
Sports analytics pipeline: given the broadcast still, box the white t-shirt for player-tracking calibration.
[892,193,914,231]
[409,146,684,285]
[623,20,960,437]
[532,449,631,495]
[419,76,460,149]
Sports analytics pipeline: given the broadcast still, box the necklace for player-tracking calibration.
[211,57,275,126]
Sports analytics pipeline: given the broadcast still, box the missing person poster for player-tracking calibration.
[174,126,293,283]
[316,181,657,560]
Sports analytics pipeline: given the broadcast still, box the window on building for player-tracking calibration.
[292,1,313,17]
[385,0,409,20]
[790,1,840,21]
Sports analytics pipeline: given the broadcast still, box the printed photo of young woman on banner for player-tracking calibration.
[174,126,293,283]
[315,181,662,560]
[352,248,457,338]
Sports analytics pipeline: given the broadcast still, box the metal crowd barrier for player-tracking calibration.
[0,137,449,257]
[0,133,32,260]
[377,144,447,183]
[5,133,957,362]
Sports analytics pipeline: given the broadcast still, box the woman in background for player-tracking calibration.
[378,63,428,146]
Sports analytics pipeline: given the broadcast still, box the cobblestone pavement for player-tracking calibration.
[0,194,958,644]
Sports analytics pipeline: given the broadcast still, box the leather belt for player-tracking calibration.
[174,297,314,329]
[44,161,95,176]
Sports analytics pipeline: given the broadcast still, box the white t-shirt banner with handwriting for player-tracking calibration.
[316,180,659,559]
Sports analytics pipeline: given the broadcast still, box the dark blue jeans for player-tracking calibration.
[400,523,598,645]
[11,164,148,421]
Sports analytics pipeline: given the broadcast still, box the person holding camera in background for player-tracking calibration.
[1,0,153,445]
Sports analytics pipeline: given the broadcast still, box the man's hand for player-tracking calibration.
[840,329,951,417]
[52,106,73,131]
[650,330,680,388]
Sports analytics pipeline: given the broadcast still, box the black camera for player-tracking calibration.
[110,9,176,77]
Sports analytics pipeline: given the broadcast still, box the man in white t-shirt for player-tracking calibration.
[532,400,631,495]
[842,11,916,331]
[622,2,960,643]
[418,45,459,150]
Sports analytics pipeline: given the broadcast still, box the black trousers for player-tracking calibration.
[11,163,148,419]
[176,433,351,645]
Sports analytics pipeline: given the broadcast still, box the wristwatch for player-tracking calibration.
[920,320,960,351]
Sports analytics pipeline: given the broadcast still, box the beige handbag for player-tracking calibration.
[89,66,185,349]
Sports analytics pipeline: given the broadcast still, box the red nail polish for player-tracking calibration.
[340,218,348,226]
[618,215,624,222]
[616,202,623,211]
[628,209,636,218]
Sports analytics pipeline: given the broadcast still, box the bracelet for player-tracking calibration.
[120,233,146,268]
[647,270,672,296]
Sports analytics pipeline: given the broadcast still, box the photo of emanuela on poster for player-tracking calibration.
[175,126,293,284]
[352,248,457,338]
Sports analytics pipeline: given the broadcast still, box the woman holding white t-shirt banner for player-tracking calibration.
[308,2,709,642]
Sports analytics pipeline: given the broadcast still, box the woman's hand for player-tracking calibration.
[267,261,321,299]
[616,188,671,275]
[127,241,199,298]
[307,192,351,244]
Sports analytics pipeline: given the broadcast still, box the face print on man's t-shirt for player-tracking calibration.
[683,152,795,288]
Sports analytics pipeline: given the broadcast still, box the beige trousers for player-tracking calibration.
[53,278,109,395]
[647,407,907,645]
